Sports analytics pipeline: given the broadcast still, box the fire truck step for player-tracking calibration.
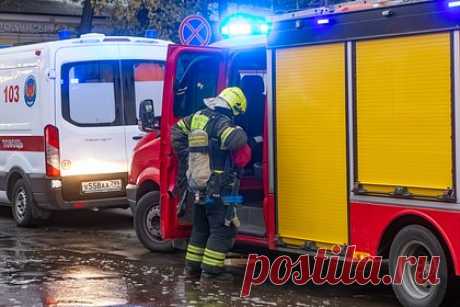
[237,206,265,237]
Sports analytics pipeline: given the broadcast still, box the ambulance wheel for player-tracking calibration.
[389,225,452,307]
[11,179,50,227]
[134,191,174,252]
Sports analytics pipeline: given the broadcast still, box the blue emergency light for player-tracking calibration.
[316,18,330,25]
[449,1,460,8]
[58,29,73,40]
[220,14,270,38]
[145,29,158,38]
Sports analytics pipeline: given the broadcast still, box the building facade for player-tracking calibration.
[0,0,109,46]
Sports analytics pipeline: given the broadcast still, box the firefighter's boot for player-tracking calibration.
[185,204,209,278]
[201,271,234,283]
[185,243,205,277]
[201,199,237,274]
[184,266,201,279]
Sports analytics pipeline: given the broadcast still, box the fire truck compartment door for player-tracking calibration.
[275,43,348,246]
[355,33,453,199]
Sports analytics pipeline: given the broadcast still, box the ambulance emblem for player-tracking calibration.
[24,75,37,107]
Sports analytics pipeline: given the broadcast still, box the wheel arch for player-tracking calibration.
[137,180,160,201]
[136,166,160,201]
[6,167,31,201]
[377,211,456,275]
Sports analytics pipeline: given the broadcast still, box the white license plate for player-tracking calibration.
[81,180,123,194]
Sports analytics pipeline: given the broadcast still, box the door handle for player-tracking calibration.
[132,135,143,140]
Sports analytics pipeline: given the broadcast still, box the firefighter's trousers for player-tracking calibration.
[185,198,237,274]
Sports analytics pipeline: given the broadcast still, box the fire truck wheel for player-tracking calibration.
[11,179,49,227]
[389,225,450,307]
[134,191,174,252]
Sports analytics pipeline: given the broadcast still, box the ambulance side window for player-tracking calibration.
[123,61,165,125]
[61,61,121,127]
[173,54,220,118]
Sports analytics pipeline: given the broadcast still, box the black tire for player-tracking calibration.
[134,191,174,252]
[389,225,450,307]
[11,179,51,227]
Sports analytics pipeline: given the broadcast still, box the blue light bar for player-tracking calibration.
[317,18,330,25]
[449,1,460,8]
[220,14,270,38]
[58,29,72,40]
[145,29,158,38]
[222,21,252,37]
[259,23,269,34]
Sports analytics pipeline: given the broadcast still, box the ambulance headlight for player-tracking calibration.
[220,14,270,38]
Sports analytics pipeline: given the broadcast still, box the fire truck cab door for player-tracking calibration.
[160,45,227,240]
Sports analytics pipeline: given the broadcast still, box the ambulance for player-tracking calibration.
[0,33,169,226]
[130,0,460,306]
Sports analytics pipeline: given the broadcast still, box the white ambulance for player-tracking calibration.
[0,33,169,226]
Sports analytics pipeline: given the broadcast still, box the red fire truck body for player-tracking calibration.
[128,1,460,306]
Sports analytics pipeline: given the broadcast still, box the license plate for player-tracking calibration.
[81,179,123,194]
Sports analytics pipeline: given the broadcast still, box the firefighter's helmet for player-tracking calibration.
[218,87,247,116]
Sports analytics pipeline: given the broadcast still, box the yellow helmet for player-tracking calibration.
[218,87,247,116]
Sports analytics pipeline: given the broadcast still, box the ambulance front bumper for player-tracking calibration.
[30,175,129,210]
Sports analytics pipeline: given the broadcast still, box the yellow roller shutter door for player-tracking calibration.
[276,43,348,246]
[356,33,453,199]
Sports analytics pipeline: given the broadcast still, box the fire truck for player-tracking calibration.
[128,0,460,305]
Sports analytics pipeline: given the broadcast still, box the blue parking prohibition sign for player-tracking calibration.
[179,15,212,46]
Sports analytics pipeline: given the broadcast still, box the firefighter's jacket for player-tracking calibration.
[171,106,248,196]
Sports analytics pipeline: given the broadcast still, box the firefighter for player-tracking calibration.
[171,87,249,281]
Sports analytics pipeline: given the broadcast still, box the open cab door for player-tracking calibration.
[159,45,227,240]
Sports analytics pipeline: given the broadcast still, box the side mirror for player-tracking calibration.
[138,99,160,132]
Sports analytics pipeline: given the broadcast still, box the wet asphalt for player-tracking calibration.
[0,206,400,307]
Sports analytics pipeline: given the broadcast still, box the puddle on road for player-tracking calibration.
[0,247,398,307]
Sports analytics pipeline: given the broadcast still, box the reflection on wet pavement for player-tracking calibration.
[0,207,399,307]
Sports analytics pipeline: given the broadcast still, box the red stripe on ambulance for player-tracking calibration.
[0,136,44,152]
